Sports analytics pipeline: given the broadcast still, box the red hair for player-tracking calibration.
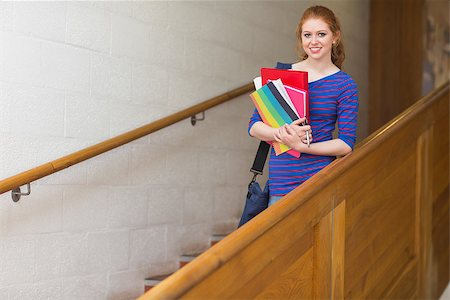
[296,5,345,69]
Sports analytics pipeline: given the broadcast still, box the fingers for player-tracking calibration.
[274,125,296,145]
[275,123,314,148]
[273,128,282,143]
[290,120,311,135]
[291,118,305,126]
[298,126,311,135]
[295,127,312,138]
[284,124,295,135]
[274,135,282,143]
[300,132,313,144]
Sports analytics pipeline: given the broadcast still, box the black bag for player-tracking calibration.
[238,141,270,227]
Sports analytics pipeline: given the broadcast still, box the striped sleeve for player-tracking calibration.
[248,108,262,136]
[337,79,359,149]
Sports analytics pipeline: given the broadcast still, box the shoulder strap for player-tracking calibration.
[250,141,270,176]
[249,63,289,178]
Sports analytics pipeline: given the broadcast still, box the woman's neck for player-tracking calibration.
[302,57,338,74]
[292,58,340,82]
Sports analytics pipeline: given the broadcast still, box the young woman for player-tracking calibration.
[248,5,359,205]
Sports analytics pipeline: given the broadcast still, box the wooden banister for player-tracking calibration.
[140,81,449,299]
[0,82,254,196]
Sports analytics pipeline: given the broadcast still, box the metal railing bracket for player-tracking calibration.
[11,183,31,202]
[191,112,205,126]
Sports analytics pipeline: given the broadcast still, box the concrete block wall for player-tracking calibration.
[0,1,369,299]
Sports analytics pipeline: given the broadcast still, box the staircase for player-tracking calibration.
[144,234,228,292]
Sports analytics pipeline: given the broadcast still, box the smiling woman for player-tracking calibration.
[248,5,359,205]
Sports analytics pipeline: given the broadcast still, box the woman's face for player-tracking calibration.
[301,18,336,61]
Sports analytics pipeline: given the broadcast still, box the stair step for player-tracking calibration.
[179,253,200,268]
[210,234,227,246]
[144,274,172,292]
[143,234,230,293]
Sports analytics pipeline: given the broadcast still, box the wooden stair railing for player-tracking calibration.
[0,82,254,197]
[139,81,449,299]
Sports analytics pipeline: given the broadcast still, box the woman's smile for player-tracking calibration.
[309,47,322,54]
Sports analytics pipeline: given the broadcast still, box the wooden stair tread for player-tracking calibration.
[210,234,227,246]
[180,253,201,261]
[211,234,227,241]
[144,273,172,284]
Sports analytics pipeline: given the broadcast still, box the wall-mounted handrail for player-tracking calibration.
[0,82,254,196]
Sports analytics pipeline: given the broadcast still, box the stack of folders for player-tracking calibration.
[250,78,308,157]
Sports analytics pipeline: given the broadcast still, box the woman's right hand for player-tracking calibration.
[283,118,313,145]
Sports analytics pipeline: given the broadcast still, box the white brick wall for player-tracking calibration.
[8,280,63,300]
[107,268,150,300]
[65,93,110,140]
[91,53,132,103]
[66,3,111,53]
[1,33,43,87]
[62,274,107,300]
[7,186,63,235]
[9,86,65,137]
[13,2,66,42]
[108,187,148,228]
[41,42,91,93]
[0,236,36,286]
[0,2,14,32]
[0,1,369,299]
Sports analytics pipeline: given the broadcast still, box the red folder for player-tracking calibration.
[261,68,309,121]
[261,68,309,157]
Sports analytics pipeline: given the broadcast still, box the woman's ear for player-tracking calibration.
[334,31,341,45]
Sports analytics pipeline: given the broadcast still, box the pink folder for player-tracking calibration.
[284,85,308,119]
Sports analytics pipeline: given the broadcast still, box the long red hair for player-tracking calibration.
[296,6,345,69]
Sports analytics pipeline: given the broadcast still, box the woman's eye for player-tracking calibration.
[303,33,311,38]
[318,32,326,37]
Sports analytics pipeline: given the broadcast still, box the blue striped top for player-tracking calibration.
[249,63,359,196]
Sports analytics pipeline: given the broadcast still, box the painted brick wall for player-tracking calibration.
[0,1,369,299]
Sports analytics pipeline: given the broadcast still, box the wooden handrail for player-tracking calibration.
[140,82,449,300]
[0,82,254,195]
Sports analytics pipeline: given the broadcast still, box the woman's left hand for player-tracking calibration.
[274,119,312,151]
[289,118,313,145]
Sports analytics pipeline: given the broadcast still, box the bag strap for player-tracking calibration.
[250,141,270,181]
